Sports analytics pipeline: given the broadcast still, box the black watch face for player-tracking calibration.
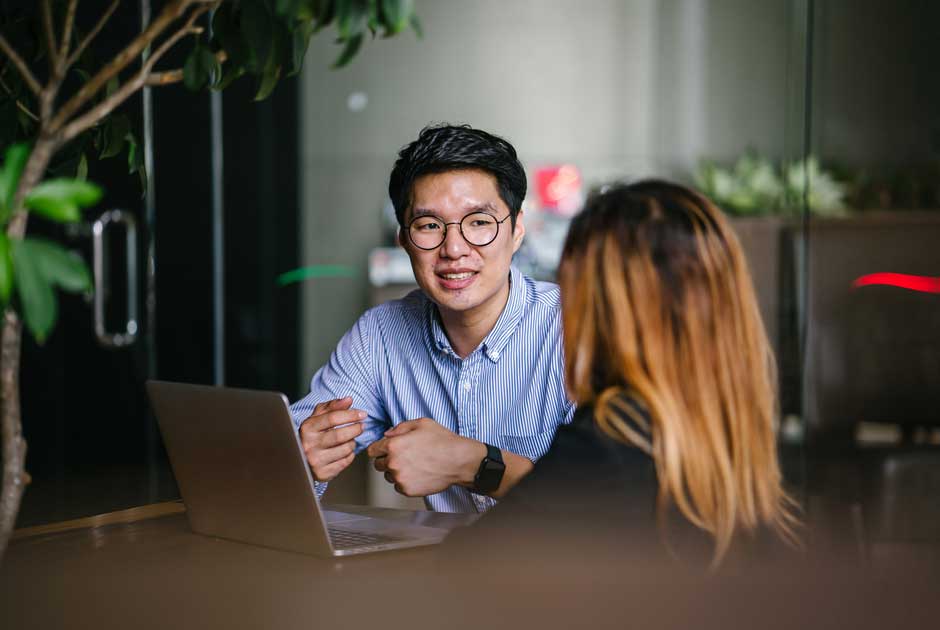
[475,457,505,493]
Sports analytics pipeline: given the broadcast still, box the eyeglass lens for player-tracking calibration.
[409,212,502,249]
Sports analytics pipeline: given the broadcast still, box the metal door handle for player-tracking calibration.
[92,210,139,348]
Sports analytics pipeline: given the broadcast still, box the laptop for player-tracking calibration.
[146,380,452,556]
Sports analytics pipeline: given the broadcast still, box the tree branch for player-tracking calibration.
[59,3,216,144]
[0,35,42,96]
[66,0,119,68]
[146,49,227,87]
[57,0,80,67]
[0,74,39,122]
[50,0,196,134]
[41,0,60,71]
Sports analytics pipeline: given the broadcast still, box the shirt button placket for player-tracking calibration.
[456,359,470,439]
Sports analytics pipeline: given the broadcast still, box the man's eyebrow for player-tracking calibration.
[410,201,499,219]
[469,202,499,213]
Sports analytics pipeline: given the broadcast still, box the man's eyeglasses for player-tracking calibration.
[406,211,511,250]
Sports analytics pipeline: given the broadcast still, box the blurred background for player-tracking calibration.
[15,0,940,567]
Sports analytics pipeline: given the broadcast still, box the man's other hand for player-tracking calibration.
[299,397,366,482]
[367,418,484,497]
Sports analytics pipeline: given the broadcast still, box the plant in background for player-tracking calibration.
[694,152,847,217]
[695,152,783,216]
[0,0,420,563]
[782,156,847,217]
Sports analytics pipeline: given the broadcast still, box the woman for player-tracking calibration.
[447,180,799,568]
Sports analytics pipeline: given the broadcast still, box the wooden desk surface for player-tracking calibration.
[1,502,477,630]
[4,502,939,630]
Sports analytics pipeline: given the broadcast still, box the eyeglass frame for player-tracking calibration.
[404,211,513,251]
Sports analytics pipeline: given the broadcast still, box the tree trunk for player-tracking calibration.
[0,311,25,563]
[0,138,56,563]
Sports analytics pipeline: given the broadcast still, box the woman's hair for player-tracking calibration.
[559,179,798,565]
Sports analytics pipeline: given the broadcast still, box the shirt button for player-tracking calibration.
[463,382,471,391]
[492,351,500,360]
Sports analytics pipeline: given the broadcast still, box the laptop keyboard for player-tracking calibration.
[328,527,404,550]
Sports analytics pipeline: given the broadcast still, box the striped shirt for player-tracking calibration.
[290,265,575,513]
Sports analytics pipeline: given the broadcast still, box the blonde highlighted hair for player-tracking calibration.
[559,180,798,565]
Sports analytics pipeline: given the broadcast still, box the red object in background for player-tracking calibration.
[534,164,582,216]
[852,272,940,294]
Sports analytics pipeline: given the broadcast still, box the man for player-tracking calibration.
[290,124,574,513]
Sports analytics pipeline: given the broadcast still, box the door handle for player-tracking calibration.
[92,210,139,348]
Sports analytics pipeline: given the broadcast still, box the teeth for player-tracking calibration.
[441,272,473,280]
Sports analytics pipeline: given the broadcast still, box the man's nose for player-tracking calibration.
[441,224,470,259]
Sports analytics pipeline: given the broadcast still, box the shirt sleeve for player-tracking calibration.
[289,308,390,497]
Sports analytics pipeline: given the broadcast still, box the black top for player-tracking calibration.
[445,398,787,568]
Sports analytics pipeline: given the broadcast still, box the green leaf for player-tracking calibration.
[332,32,364,68]
[241,0,274,74]
[12,239,56,344]
[0,143,30,213]
[25,179,103,223]
[410,12,423,38]
[275,0,304,17]
[214,63,246,91]
[336,0,368,39]
[313,0,337,32]
[25,238,92,293]
[0,233,13,304]
[126,133,140,174]
[254,19,289,100]
[289,20,316,76]
[105,76,119,98]
[380,0,413,34]
[100,114,130,159]
[184,44,211,91]
[76,153,88,181]
[212,4,250,68]
[255,62,282,101]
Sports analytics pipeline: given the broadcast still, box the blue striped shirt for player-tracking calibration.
[290,266,575,513]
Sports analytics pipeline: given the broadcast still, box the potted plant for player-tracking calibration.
[0,0,420,562]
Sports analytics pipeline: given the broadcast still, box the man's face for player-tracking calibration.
[402,169,524,320]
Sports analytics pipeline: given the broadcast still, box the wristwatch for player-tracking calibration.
[473,443,505,494]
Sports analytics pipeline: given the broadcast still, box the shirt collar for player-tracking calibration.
[428,266,528,363]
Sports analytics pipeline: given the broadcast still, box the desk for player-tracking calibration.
[3,502,939,630]
[1,502,476,629]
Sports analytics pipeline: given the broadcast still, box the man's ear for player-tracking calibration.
[512,211,525,254]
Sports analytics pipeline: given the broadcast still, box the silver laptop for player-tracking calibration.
[146,380,451,556]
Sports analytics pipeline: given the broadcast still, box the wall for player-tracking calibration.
[298,0,798,384]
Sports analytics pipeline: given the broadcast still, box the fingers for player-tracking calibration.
[315,450,356,482]
[308,440,357,481]
[304,408,367,433]
[367,437,389,459]
[312,396,352,416]
[372,455,388,472]
[318,421,364,448]
[383,418,422,437]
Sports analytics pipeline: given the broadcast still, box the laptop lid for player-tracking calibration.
[146,380,334,556]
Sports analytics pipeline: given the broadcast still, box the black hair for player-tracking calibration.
[388,123,527,227]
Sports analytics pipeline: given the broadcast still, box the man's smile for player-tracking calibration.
[436,268,479,290]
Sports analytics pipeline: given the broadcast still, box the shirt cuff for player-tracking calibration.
[314,480,329,499]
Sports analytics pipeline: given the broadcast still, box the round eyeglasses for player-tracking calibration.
[407,211,511,250]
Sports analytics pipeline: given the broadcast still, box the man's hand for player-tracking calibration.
[367,419,485,497]
[299,397,367,482]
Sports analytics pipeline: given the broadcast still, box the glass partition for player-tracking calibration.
[800,0,940,562]
[298,0,812,508]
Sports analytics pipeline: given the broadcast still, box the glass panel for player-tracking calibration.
[15,3,302,527]
[802,0,940,562]
[297,0,810,511]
